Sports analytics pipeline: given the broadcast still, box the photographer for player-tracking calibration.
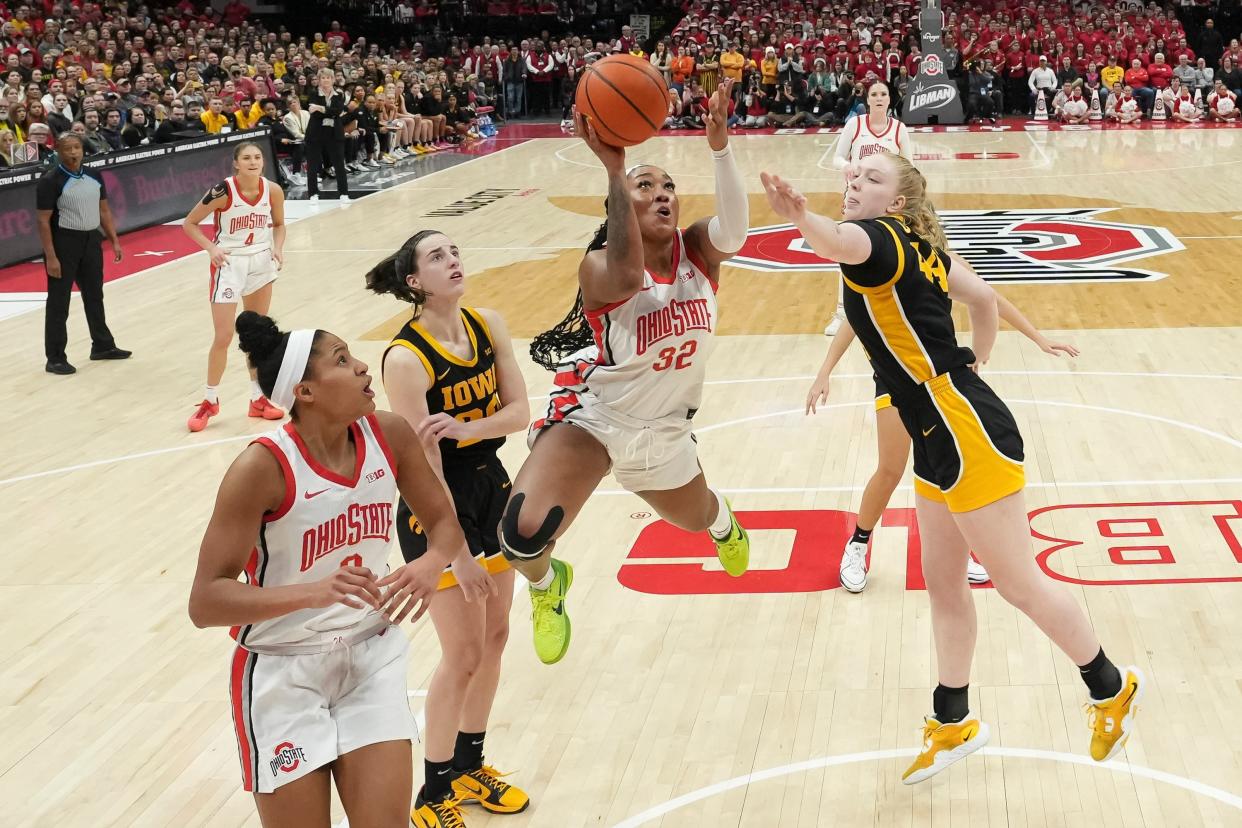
[767,81,804,127]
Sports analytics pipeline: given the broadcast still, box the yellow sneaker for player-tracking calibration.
[1086,665,1144,761]
[712,498,749,577]
[410,791,465,827]
[452,764,531,814]
[901,714,990,785]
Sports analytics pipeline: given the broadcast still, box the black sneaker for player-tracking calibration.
[45,360,76,375]
[90,347,132,360]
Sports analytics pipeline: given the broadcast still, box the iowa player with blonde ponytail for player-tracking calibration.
[808,152,1080,595]
[763,151,1142,784]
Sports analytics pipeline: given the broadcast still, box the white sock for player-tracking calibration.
[250,381,264,401]
[530,568,555,591]
[204,385,219,404]
[708,489,733,539]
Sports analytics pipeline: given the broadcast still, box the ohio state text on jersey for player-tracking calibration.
[214,176,274,253]
[233,414,397,654]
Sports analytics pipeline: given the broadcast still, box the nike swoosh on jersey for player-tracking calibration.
[922,426,937,437]
[436,368,450,381]
[304,488,329,499]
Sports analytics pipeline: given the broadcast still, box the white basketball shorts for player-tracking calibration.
[228,624,417,793]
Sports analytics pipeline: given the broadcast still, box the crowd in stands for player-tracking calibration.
[1,0,1239,186]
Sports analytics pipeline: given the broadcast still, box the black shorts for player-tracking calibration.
[873,373,892,411]
[893,367,1026,513]
[396,454,512,590]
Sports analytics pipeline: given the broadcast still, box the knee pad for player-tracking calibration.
[499,492,564,561]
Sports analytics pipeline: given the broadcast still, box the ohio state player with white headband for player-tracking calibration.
[825,79,912,336]
[189,310,468,827]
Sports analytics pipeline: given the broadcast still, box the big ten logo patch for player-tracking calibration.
[366,467,386,484]
[1030,500,1242,586]
[618,502,1242,594]
[270,741,306,776]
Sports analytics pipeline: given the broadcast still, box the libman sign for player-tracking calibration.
[903,0,964,124]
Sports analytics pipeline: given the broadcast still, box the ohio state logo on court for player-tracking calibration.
[270,741,306,776]
[729,209,1184,283]
[921,54,944,76]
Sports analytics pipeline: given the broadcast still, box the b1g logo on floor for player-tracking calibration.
[728,209,1184,283]
[617,502,1242,595]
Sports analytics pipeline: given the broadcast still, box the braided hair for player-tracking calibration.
[529,212,609,371]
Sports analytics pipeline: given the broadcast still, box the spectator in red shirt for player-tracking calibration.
[1123,58,1155,114]
[1147,52,1173,90]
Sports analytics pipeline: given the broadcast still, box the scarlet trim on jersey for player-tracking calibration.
[230,646,259,792]
[283,421,366,487]
[531,389,582,431]
[865,115,894,139]
[365,413,398,475]
[235,175,266,207]
[585,311,615,366]
[683,242,717,292]
[254,436,297,522]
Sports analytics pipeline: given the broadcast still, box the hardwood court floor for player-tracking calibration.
[1,130,1241,827]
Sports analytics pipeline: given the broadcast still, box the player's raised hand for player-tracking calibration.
[575,107,625,172]
[760,172,807,223]
[705,78,735,151]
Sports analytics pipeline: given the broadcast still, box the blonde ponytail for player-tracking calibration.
[885,152,948,250]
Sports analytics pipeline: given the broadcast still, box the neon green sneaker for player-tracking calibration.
[713,499,749,577]
[530,558,573,664]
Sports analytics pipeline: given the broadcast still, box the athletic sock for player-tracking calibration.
[250,380,264,401]
[423,758,455,802]
[932,683,970,724]
[204,385,219,404]
[850,525,873,546]
[1078,647,1123,700]
[530,568,555,591]
[708,489,733,539]
[452,730,486,773]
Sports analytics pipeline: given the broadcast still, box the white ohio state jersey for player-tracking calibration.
[214,176,274,253]
[233,414,398,654]
[846,115,910,163]
[579,229,718,420]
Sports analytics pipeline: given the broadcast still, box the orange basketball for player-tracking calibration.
[575,54,670,147]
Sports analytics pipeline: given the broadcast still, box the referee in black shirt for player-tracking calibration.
[36,134,130,375]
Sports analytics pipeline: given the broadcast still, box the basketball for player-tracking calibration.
[575,54,670,147]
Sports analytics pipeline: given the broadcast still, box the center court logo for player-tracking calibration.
[270,742,306,776]
[729,209,1185,283]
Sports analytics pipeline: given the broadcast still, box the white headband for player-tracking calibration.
[271,329,315,413]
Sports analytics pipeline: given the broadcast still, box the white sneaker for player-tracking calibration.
[967,558,990,584]
[824,314,843,337]
[839,539,869,593]
[339,195,351,204]
[307,194,319,202]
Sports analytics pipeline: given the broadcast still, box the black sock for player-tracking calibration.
[1078,648,1122,700]
[452,730,486,773]
[850,525,873,546]
[423,758,455,802]
[932,683,970,724]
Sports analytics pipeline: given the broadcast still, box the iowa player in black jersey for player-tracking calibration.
[762,153,1143,784]
[366,230,531,827]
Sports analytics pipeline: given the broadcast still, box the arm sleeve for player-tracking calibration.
[705,145,748,253]
[839,218,901,289]
[830,118,856,169]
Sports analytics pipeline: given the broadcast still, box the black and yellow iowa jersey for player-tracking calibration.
[383,307,504,462]
[840,216,975,400]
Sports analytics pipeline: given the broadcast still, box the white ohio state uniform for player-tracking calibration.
[1174,94,1197,118]
[531,229,718,492]
[229,414,416,793]
[1210,92,1236,115]
[210,176,279,303]
[1113,95,1139,117]
[836,114,912,165]
[1061,96,1088,119]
